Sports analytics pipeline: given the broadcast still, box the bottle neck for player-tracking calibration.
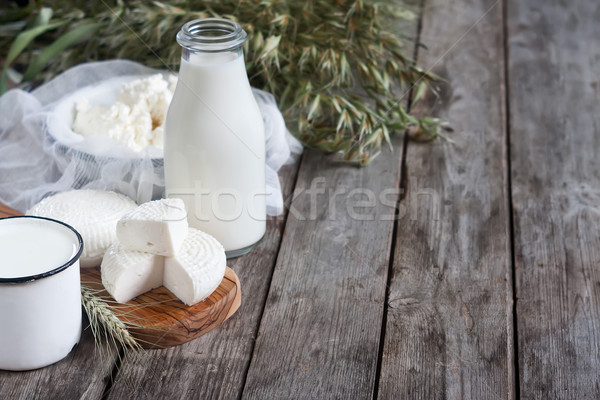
[182,47,243,66]
[176,18,247,54]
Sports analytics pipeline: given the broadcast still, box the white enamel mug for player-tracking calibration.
[0,216,83,371]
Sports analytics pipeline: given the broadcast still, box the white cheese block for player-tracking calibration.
[101,242,164,303]
[26,190,137,267]
[164,228,226,306]
[116,198,188,256]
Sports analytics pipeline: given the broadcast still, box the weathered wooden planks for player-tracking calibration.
[105,162,300,399]
[0,326,118,400]
[6,0,600,397]
[241,149,404,399]
[507,0,600,398]
[239,6,421,398]
[377,0,515,398]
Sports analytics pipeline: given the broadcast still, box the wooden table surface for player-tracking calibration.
[2,0,600,398]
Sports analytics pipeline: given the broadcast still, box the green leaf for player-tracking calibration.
[0,74,7,95]
[0,0,444,165]
[307,94,321,121]
[4,21,65,67]
[23,23,99,81]
[1,17,65,95]
[412,81,428,103]
[6,67,23,85]
[33,7,54,28]
[339,52,350,82]
[261,35,281,58]
[381,124,392,149]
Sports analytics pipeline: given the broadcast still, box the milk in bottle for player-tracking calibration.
[165,18,266,257]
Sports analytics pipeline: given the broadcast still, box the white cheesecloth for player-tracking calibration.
[0,60,302,215]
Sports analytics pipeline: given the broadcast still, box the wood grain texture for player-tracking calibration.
[242,147,404,399]
[0,328,119,400]
[106,161,301,399]
[0,205,119,399]
[507,0,600,398]
[239,7,421,398]
[81,266,241,349]
[378,0,515,398]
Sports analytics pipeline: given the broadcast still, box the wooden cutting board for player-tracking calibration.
[0,202,241,349]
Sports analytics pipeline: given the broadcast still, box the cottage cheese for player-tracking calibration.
[72,74,177,152]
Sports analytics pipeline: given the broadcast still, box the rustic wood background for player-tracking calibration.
[1,0,599,398]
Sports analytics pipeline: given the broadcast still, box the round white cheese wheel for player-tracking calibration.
[164,228,226,306]
[26,190,137,267]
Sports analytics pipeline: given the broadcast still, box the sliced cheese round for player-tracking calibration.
[26,190,137,267]
[164,228,226,306]
[117,198,188,256]
[101,242,164,303]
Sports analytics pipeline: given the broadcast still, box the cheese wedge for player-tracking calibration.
[117,198,188,256]
[27,190,137,267]
[164,228,226,306]
[101,242,164,303]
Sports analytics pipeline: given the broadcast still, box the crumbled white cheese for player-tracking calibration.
[72,74,177,152]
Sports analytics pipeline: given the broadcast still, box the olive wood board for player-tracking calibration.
[0,202,242,349]
[81,266,241,349]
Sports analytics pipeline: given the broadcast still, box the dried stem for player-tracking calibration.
[0,0,444,165]
[81,285,141,351]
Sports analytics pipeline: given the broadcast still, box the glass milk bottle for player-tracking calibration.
[165,18,266,258]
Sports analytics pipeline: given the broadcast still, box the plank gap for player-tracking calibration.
[104,160,302,399]
[101,345,125,400]
[237,152,305,400]
[372,0,426,398]
[372,184,402,400]
[501,0,520,398]
[507,0,600,396]
[376,0,514,397]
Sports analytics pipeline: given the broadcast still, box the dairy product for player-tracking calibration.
[101,243,164,303]
[72,74,177,151]
[165,51,266,254]
[164,228,226,306]
[27,190,137,267]
[0,216,82,372]
[117,198,188,256]
[101,227,226,305]
[0,217,80,279]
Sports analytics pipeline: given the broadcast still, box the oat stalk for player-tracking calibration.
[0,0,445,165]
[81,285,141,351]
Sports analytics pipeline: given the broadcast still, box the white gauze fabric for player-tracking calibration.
[0,60,302,215]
